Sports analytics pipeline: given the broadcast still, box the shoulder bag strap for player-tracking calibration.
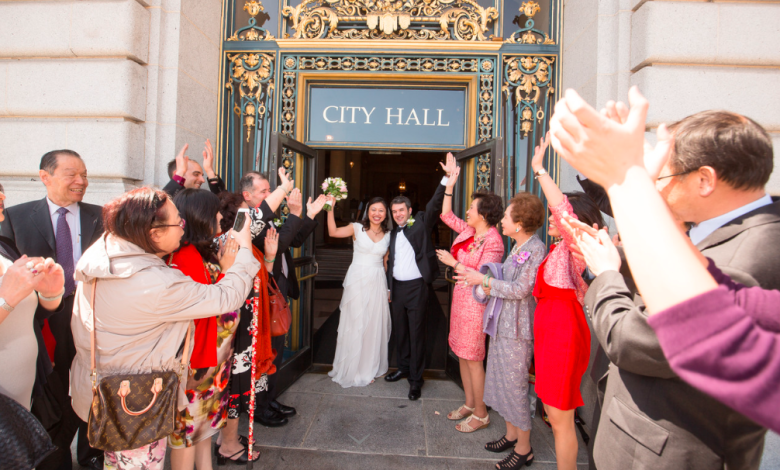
[89,278,193,389]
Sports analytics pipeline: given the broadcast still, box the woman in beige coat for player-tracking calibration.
[69,187,264,470]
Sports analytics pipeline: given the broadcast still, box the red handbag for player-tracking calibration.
[268,277,291,337]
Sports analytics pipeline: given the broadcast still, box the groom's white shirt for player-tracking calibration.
[393,229,423,281]
[393,176,449,282]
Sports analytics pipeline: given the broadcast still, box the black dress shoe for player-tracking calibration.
[270,399,296,416]
[408,386,421,401]
[254,408,289,427]
[384,370,410,382]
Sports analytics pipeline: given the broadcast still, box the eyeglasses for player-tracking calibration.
[657,169,695,181]
[154,218,186,230]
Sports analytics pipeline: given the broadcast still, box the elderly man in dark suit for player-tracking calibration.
[580,110,776,469]
[1,150,104,470]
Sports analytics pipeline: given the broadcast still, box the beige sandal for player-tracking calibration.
[456,413,490,433]
[447,404,475,421]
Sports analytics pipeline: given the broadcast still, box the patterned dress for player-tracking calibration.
[441,211,504,361]
[168,261,239,448]
[482,235,546,430]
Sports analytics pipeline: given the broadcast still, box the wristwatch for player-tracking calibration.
[0,298,13,313]
[534,168,548,179]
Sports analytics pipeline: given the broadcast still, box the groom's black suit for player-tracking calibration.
[387,183,446,387]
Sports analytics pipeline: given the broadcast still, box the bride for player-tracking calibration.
[325,196,392,388]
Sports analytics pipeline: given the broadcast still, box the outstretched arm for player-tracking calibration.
[441,155,460,216]
[531,133,564,208]
[325,196,355,239]
[262,168,295,213]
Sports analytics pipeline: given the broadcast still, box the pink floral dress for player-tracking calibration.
[441,211,504,361]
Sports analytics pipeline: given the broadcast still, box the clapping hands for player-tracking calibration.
[286,188,303,217]
[264,227,279,261]
[559,214,621,276]
[174,144,190,177]
[549,86,650,188]
[306,194,328,219]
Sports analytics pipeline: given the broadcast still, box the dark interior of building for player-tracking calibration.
[311,149,453,368]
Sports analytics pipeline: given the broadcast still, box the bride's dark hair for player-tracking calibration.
[360,197,390,233]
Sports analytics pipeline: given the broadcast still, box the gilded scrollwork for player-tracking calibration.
[505,1,554,45]
[502,55,555,137]
[282,0,498,41]
[226,52,275,142]
[228,0,275,41]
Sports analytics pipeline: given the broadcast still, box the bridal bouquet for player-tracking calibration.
[321,177,348,211]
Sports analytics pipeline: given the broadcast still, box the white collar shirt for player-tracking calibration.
[393,227,422,281]
[689,194,773,245]
[46,198,82,265]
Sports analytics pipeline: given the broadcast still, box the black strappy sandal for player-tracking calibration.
[496,448,534,469]
[485,436,518,453]
[216,439,259,466]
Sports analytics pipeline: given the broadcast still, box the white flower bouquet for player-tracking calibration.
[321,177,348,211]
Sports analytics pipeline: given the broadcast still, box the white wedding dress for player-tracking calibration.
[329,223,392,388]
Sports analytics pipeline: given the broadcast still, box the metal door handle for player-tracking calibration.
[297,259,319,282]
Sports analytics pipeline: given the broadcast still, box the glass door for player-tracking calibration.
[268,132,319,392]
[444,138,503,386]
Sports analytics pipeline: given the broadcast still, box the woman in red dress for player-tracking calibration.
[531,135,604,470]
[436,165,504,433]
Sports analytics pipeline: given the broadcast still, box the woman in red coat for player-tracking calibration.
[531,135,604,470]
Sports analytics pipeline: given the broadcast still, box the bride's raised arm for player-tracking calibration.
[326,196,355,239]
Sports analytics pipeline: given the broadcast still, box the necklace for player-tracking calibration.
[371,228,383,236]
[511,235,534,255]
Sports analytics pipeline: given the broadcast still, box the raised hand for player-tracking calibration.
[202,139,216,179]
[264,227,279,261]
[306,194,328,219]
[175,144,190,177]
[602,100,672,181]
[218,236,239,272]
[278,167,294,194]
[576,229,621,276]
[440,152,458,177]
[286,188,303,217]
[31,258,65,298]
[531,133,551,173]
[549,86,649,188]
[446,165,461,189]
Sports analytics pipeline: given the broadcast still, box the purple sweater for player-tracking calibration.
[647,259,780,433]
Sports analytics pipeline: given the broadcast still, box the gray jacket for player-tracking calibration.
[587,200,780,469]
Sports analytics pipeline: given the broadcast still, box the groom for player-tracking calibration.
[386,153,457,400]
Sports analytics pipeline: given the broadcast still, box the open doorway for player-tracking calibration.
[311,149,453,371]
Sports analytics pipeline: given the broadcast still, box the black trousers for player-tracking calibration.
[35,297,103,470]
[390,279,428,387]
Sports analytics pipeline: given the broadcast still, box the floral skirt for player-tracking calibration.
[227,290,269,418]
[104,438,166,470]
[168,311,239,448]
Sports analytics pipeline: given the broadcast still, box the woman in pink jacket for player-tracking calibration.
[436,167,504,434]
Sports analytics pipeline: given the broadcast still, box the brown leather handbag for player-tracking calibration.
[268,276,291,337]
[86,279,191,452]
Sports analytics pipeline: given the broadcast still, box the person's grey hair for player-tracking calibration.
[40,150,81,174]
[238,171,267,193]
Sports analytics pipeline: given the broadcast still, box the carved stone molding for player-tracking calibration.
[282,0,498,41]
